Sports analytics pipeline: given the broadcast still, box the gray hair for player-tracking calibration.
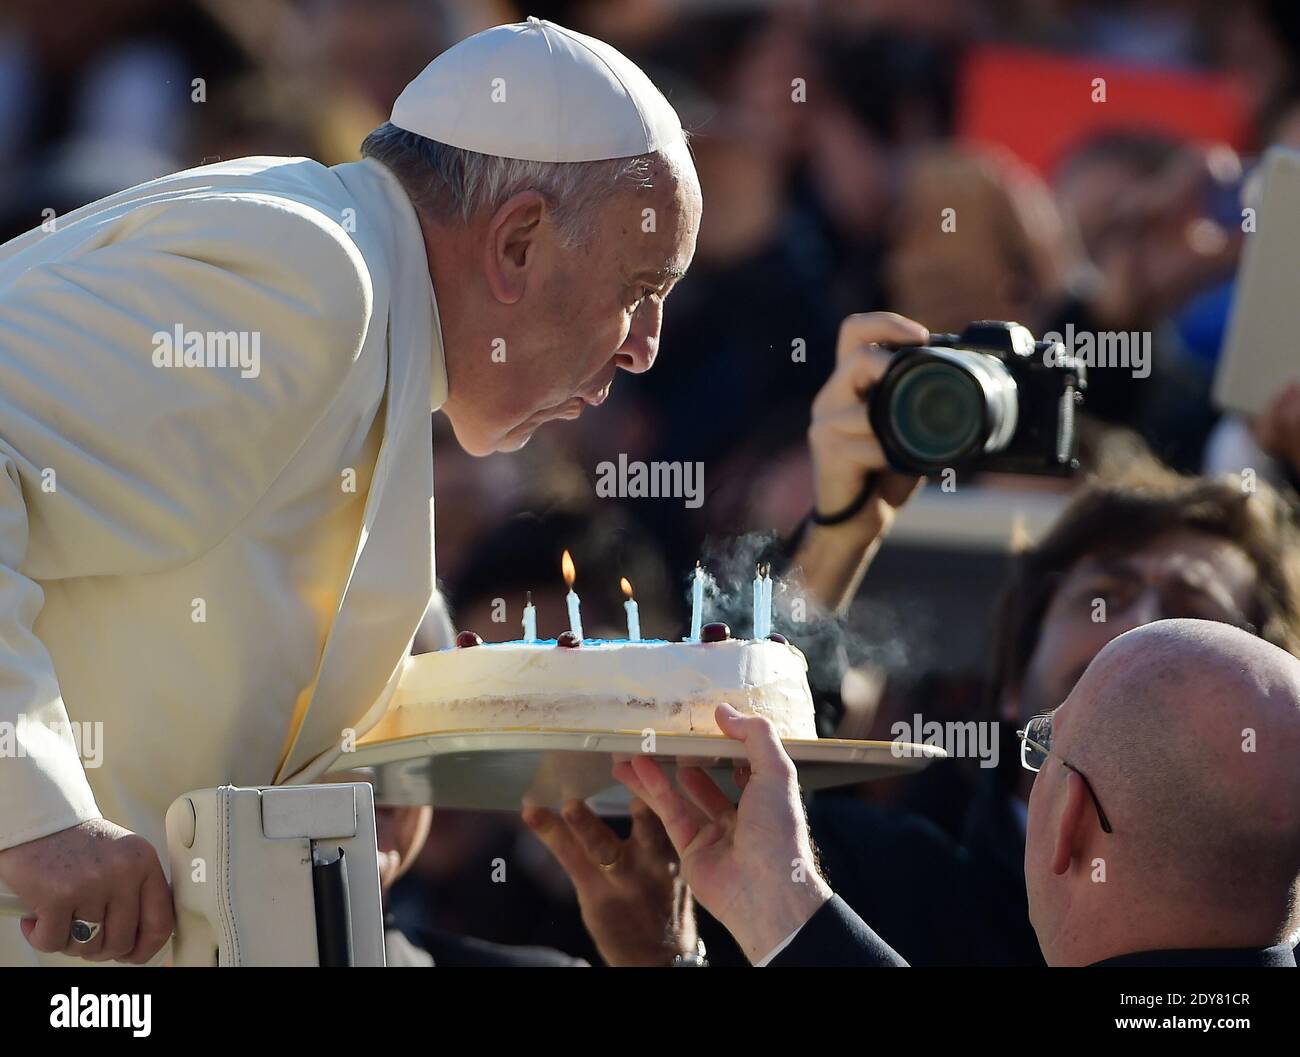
[361,122,669,247]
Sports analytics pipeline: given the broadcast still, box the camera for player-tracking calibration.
[868,321,1087,477]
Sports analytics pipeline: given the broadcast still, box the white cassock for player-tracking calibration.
[0,155,446,963]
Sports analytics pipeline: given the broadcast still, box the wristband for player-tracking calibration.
[672,938,709,966]
[779,476,881,572]
[810,474,877,526]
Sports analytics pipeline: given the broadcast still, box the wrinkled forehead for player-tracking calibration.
[660,134,700,189]
[612,166,699,269]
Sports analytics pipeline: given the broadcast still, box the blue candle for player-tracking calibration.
[761,565,773,637]
[566,590,584,640]
[689,562,704,642]
[562,550,583,640]
[522,591,537,643]
[622,578,641,641]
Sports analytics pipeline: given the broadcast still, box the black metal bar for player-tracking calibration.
[311,846,354,967]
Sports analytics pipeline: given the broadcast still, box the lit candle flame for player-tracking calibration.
[620,576,634,599]
[562,549,576,588]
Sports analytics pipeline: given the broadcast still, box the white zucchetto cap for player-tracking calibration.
[390,16,684,163]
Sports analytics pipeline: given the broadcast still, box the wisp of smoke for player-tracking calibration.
[686,531,931,695]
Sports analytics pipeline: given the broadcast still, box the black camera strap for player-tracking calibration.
[809,474,877,526]
[780,474,878,568]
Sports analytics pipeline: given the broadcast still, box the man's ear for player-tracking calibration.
[484,190,546,305]
[1050,770,1091,876]
[392,805,433,877]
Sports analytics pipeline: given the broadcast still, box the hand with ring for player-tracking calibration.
[70,919,102,944]
[0,817,174,963]
[523,795,697,966]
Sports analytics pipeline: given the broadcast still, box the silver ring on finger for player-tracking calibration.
[70,919,102,944]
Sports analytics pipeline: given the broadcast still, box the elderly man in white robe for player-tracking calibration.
[0,16,700,966]
[0,16,927,965]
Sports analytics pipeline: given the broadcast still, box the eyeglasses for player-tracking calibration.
[1017,712,1113,834]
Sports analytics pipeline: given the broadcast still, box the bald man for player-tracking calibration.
[1025,618,1300,965]
[618,618,1300,967]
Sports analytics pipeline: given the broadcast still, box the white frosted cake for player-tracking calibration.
[364,636,818,741]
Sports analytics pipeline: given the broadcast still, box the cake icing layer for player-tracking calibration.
[365,638,817,741]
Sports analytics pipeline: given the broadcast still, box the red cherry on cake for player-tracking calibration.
[556,631,582,648]
[768,633,789,644]
[700,622,731,643]
[455,630,483,648]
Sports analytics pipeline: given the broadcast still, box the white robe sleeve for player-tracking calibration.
[0,450,102,844]
[0,191,374,848]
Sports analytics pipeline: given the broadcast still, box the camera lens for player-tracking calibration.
[888,362,985,464]
[873,347,1021,473]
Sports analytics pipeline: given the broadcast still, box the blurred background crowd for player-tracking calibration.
[5,0,1300,965]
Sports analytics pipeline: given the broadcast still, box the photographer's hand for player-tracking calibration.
[798,312,928,613]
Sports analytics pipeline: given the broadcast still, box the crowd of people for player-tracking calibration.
[3,0,1299,966]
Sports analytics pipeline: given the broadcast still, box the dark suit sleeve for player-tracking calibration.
[769,895,909,967]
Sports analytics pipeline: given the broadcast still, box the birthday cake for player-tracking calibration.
[364,626,818,742]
